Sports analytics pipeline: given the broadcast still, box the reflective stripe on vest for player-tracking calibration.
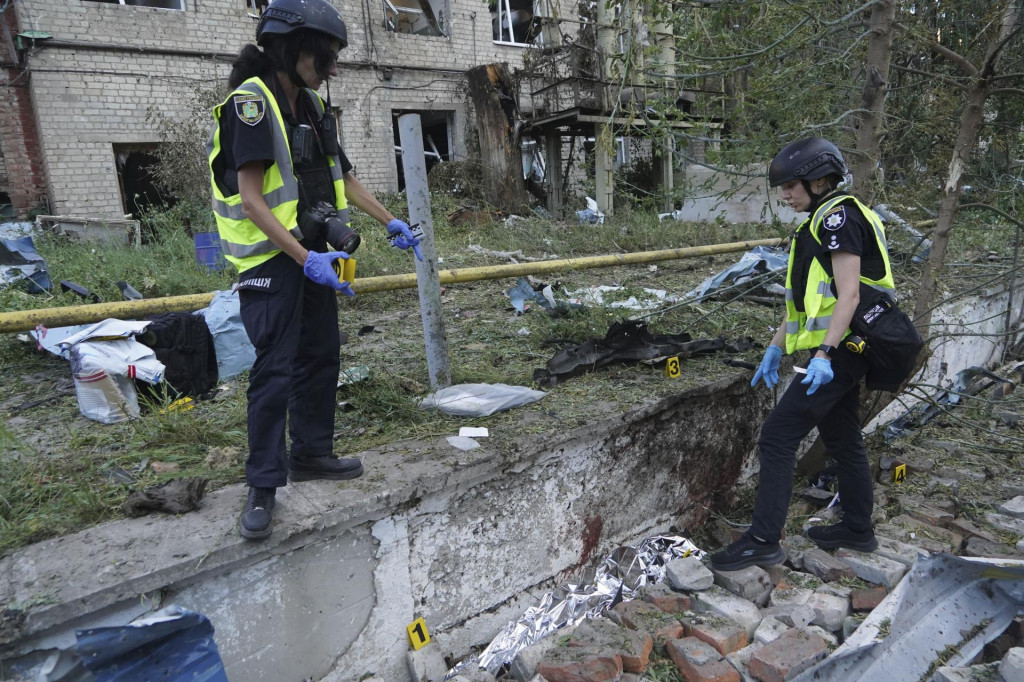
[206,78,347,273]
[784,195,896,353]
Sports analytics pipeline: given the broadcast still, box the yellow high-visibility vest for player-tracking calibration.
[784,195,896,353]
[206,77,347,273]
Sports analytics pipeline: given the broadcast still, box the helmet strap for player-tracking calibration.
[802,179,830,212]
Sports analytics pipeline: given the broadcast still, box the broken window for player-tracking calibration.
[492,0,556,45]
[114,145,175,219]
[383,0,447,37]
[392,110,451,191]
[492,0,533,44]
[85,0,186,10]
[521,139,545,183]
[247,0,268,18]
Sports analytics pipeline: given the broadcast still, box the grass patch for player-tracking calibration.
[0,201,785,556]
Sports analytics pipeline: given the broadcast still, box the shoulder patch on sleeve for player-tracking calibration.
[233,94,266,127]
[822,205,846,231]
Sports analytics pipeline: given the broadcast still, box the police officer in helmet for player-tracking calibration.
[710,137,897,570]
[208,0,422,540]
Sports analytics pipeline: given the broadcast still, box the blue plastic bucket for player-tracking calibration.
[194,232,227,272]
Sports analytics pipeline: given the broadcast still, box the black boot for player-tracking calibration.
[239,487,276,540]
[288,455,363,482]
[709,532,786,571]
[806,522,878,552]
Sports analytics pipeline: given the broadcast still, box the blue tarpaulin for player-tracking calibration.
[75,605,228,682]
[197,289,256,381]
[0,234,52,293]
[685,245,789,301]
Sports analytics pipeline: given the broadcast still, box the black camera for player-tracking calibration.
[300,201,361,254]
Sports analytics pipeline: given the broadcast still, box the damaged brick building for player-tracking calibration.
[0,0,587,220]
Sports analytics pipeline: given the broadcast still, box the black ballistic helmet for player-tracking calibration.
[768,137,847,187]
[257,0,348,48]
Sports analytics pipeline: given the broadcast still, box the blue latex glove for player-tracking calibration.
[303,250,355,296]
[801,357,834,395]
[387,219,424,262]
[751,345,783,388]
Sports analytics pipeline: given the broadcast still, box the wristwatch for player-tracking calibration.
[817,344,836,357]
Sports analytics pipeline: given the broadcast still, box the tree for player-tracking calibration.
[850,0,896,201]
[906,2,1024,334]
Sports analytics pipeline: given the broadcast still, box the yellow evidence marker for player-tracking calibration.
[407,617,431,650]
[892,463,907,485]
[665,356,681,378]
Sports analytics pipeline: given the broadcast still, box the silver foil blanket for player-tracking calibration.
[447,534,704,678]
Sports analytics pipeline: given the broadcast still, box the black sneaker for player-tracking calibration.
[239,487,276,540]
[709,533,786,571]
[288,455,364,482]
[806,522,878,552]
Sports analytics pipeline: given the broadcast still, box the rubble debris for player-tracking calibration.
[449,535,702,676]
[576,197,605,225]
[533,319,756,387]
[419,383,546,417]
[506,277,559,313]
[1,231,52,293]
[563,284,679,311]
[60,319,165,423]
[884,364,1023,441]
[685,245,789,302]
[121,477,209,517]
[116,280,144,300]
[59,280,100,302]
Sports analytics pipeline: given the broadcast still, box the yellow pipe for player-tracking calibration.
[0,238,783,333]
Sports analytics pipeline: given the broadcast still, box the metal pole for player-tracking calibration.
[397,112,451,389]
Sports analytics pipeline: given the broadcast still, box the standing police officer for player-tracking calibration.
[710,138,896,571]
[208,0,422,540]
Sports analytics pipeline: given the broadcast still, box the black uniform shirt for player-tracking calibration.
[213,80,352,198]
[790,196,887,311]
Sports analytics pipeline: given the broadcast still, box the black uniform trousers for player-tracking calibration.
[748,345,873,543]
[238,244,341,489]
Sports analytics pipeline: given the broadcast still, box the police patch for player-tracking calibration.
[823,206,846,231]
[234,94,265,127]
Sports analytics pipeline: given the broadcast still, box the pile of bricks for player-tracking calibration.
[444,489,1024,682]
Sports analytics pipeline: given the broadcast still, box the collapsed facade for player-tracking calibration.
[0,0,717,223]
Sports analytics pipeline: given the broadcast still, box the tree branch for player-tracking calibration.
[958,202,1024,230]
[676,17,810,62]
[980,21,1024,77]
[893,21,979,77]
[889,63,970,92]
[991,87,1024,96]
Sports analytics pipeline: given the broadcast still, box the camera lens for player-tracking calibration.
[327,219,361,254]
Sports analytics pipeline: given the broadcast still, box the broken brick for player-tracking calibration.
[612,600,684,643]
[748,628,829,682]
[665,637,740,682]
[680,612,749,656]
[851,586,887,612]
[536,646,623,682]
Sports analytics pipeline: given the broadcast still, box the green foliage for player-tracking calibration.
[146,84,224,208]
[0,229,234,329]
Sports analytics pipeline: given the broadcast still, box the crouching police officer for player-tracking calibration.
[710,137,896,570]
[207,0,422,540]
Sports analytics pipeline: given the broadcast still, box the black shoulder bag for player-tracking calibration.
[849,283,925,392]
